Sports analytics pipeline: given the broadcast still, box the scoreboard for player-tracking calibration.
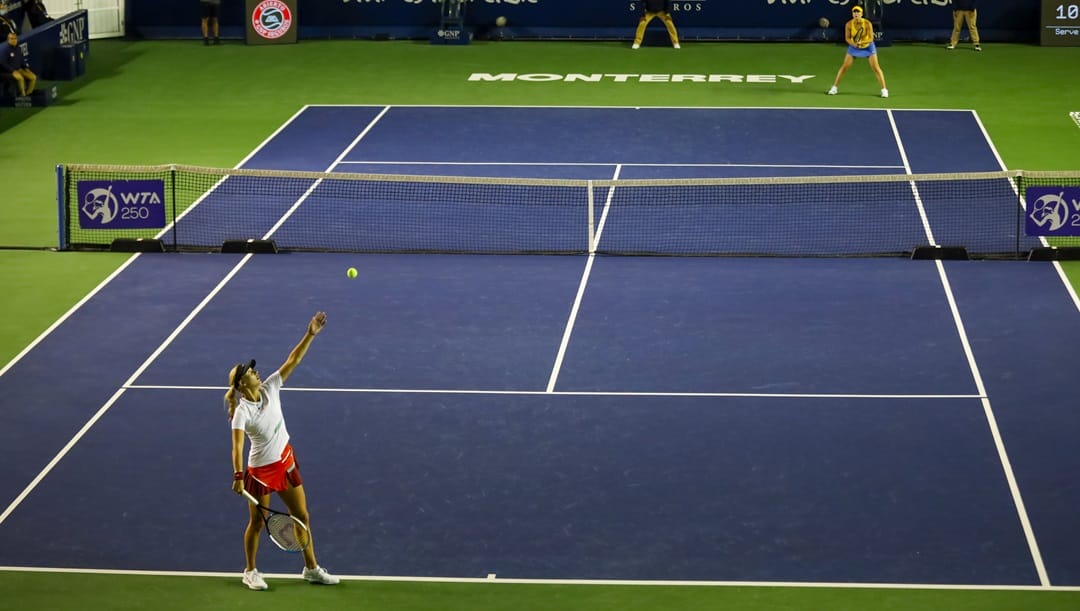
[1042,1,1080,46]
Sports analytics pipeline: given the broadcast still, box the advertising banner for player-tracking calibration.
[246,0,297,45]
[1026,187,1080,237]
[77,180,166,230]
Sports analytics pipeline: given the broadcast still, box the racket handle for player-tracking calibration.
[240,489,259,505]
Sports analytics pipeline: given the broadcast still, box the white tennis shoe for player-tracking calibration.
[881,88,889,98]
[302,565,340,585]
[242,568,268,590]
[827,86,838,95]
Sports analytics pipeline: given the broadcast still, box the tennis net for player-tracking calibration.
[56,164,1080,258]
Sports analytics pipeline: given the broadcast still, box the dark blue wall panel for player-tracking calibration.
[127,0,1040,43]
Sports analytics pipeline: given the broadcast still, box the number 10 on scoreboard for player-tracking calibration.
[1042,1,1080,45]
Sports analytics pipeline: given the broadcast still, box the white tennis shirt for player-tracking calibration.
[230,371,291,468]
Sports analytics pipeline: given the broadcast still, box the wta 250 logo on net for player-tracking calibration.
[77,180,167,230]
[1026,187,1080,236]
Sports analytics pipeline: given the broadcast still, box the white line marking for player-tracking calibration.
[0,257,140,378]
[0,565,1075,591]
[0,259,253,526]
[546,165,622,392]
[890,110,1050,587]
[128,384,986,399]
[336,160,905,170]
[885,110,937,247]
[972,110,1080,314]
[303,103,975,113]
[260,106,393,240]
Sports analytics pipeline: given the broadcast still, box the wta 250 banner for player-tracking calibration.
[1026,187,1080,236]
[77,180,166,230]
[246,0,297,45]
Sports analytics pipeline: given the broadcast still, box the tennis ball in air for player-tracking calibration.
[818,17,830,28]
[346,267,358,279]
[495,16,507,27]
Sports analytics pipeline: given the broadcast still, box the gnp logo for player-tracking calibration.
[252,0,293,39]
[58,17,87,45]
[77,180,166,230]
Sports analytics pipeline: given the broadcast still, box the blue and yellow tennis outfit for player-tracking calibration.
[845,16,876,58]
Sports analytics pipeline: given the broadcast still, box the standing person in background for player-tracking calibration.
[200,0,221,45]
[826,4,888,98]
[0,31,35,98]
[947,0,981,51]
[631,0,680,50]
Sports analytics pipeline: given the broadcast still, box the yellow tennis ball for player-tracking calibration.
[495,16,507,27]
[346,267,358,279]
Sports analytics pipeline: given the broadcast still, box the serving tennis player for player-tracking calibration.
[826,4,888,98]
[225,311,340,591]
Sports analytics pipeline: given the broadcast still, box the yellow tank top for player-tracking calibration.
[847,17,873,49]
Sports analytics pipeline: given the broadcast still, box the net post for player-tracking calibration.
[587,180,595,253]
[1014,171,1025,259]
[1014,173,1021,259]
[55,164,66,251]
[169,165,177,251]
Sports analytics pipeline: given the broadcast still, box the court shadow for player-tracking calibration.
[0,39,145,134]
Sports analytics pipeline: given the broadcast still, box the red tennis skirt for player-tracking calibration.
[244,444,303,496]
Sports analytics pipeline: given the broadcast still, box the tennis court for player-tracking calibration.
[3,106,1080,589]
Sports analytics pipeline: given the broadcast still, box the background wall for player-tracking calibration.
[125,0,1040,43]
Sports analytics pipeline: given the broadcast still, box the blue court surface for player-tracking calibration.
[3,106,1080,588]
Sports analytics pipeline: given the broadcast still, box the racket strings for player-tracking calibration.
[266,513,310,552]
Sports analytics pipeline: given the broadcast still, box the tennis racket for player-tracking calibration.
[241,490,311,553]
[853,20,869,48]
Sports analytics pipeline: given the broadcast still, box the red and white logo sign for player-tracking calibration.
[252,0,293,39]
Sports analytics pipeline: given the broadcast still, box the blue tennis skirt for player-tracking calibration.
[848,42,877,58]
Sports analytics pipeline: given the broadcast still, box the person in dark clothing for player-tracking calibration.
[25,0,52,28]
[632,0,680,49]
[0,31,35,97]
[947,0,980,51]
[200,0,221,45]
[0,13,17,39]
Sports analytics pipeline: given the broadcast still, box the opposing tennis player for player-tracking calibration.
[225,311,340,590]
[826,4,888,98]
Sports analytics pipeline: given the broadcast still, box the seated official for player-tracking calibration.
[0,32,36,97]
